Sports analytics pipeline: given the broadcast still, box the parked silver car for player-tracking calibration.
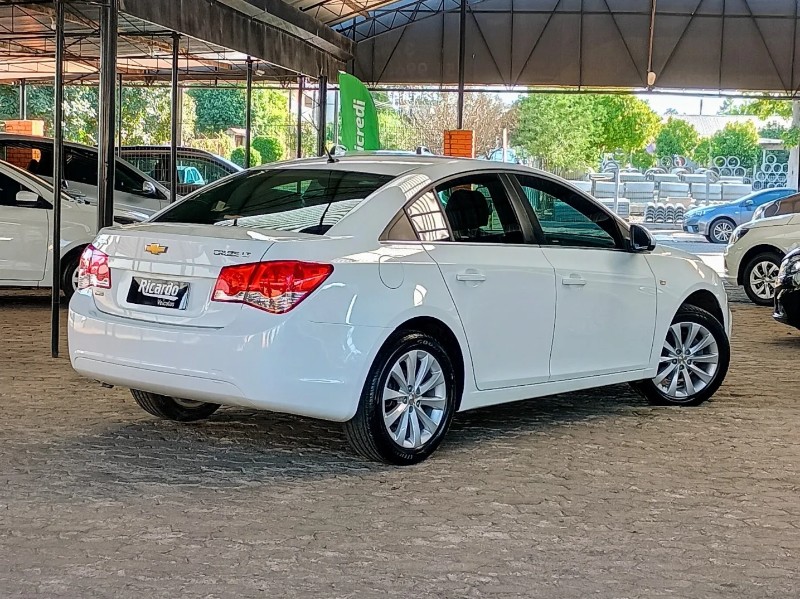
[0,134,172,217]
[683,187,796,243]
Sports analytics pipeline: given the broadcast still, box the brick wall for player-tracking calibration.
[1,120,44,168]
[443,129,474,158]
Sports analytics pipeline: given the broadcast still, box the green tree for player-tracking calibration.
[512,94,599,170]
[252,135,284,163]
[708,122,760,168]
[655,117,700,160]
[721,98,792,119]
[230,145,261,167]
[591,95,661,156]
[693,137,713,166]
[189,87,245,135]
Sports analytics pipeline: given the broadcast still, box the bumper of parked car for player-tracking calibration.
[682,217,709,235]
[67,293,386,422]
[774,279,800,329]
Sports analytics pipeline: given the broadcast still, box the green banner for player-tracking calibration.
[338,72,380,151]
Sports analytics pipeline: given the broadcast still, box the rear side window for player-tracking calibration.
[155,168,392,234]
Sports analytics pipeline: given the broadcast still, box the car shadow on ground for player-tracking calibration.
[30,384,650,498]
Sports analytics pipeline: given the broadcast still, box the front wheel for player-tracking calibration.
[707,218,736,244]
[743,252,781,306]
[632,305,729,406]
[131,389,220,422]
[344,331,458,465]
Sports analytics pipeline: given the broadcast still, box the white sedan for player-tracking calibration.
[0,159,133,299]
[69,156,732,464]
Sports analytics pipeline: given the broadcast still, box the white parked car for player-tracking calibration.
[724,213,800,305]
[0,159,139,299]
[0,134,172,216]
[69,156,732,464]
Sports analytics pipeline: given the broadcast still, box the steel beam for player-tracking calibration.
[317,75,328,156]
[170,32,179,203]
[456,0,466,129]
[245,57,253,168]
[97,0,117,231]
[50,0,65,358]
[19,79,25,119]
[296,76,304,158]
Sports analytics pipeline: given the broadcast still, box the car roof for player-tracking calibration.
[263,153,546,179]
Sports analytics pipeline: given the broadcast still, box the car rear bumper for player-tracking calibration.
[68,293,386,422]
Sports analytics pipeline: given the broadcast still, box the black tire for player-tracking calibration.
[742,251,782,306]
[631,305,730,406]
[61,252,81,302]
[131,389,220,422]
[707,218,736,244]
[344,331,458,465]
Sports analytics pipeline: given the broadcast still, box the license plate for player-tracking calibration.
[127,277,189,310]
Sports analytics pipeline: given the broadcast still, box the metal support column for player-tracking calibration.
[117,73,123,154]
[97,0,117,231]
[19,79,26,119]
[317,75,328,156]
[169,32,180,203]
[456,0,467,129]
[50,0,65,358]
[245,57,253,168]
[296,76,304,158]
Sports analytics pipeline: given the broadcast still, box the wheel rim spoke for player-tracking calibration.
[655,321,719,400]
[383,349,447,450]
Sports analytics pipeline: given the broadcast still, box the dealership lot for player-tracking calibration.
[1,288,798,598]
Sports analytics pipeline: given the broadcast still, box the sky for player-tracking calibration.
[637,93,727,117]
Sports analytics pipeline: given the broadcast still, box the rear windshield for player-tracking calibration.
[154,168,393,234]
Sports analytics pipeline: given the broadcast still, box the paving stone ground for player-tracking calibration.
[1,289,799,598]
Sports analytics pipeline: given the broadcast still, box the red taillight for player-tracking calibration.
[77,244,111,290]
[212,260,333,314]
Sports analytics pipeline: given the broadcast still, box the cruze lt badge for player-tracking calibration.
[145,243,168,255]
[213,249,252,258]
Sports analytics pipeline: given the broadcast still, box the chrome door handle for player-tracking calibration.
[562,275,587,286]
[456,271,486,282]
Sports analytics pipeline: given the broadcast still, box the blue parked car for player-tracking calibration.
[683,187,797,244]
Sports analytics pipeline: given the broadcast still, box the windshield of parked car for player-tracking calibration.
[154,168,393,234]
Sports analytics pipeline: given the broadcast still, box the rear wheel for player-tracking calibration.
[743,251,781,306]
[632,305,729,406]
[131,389,220,422]
[344,331,457,465]
[61,252,81,302]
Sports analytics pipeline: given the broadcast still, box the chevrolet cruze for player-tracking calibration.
[69,155,732,464]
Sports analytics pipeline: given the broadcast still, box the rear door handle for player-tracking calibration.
[562,274,587,286]
[456,271,486,282]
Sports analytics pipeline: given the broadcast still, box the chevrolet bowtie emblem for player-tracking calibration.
[144,243,168,256]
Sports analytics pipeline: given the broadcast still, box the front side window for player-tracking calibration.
[178,157,231,185]
[515,175,621,249]
[435,173,524,244]
[155,168,392,234]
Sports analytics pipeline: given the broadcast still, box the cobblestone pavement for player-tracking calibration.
[1,289,799,599]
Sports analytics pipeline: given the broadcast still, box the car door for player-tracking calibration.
[513,174,657,381]
[0,171,49,282]
[413,172,557,390]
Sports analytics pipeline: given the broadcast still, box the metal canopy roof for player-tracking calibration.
[0,0,354,83]
[343,0,800,93]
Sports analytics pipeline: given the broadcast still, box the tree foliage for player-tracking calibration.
[252,135,284,163]
[511,93,659,170]
[189,87,246,134]
[721,98,792,119]
[230,145,261,168]
[708,122,760,168]
[655,117,700,160]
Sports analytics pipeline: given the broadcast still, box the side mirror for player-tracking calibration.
[628,224,655,252]
[16,191,41,207]
[142,181,157,196]
[743,199,754,208]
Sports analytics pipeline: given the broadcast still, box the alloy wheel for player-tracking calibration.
[749,260,779,301]
[712,220,734,243]
[654,322,719,401]
[382,349,447,449]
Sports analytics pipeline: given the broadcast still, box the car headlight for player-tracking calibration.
[778,257,800,279]
[728,227,749,246]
